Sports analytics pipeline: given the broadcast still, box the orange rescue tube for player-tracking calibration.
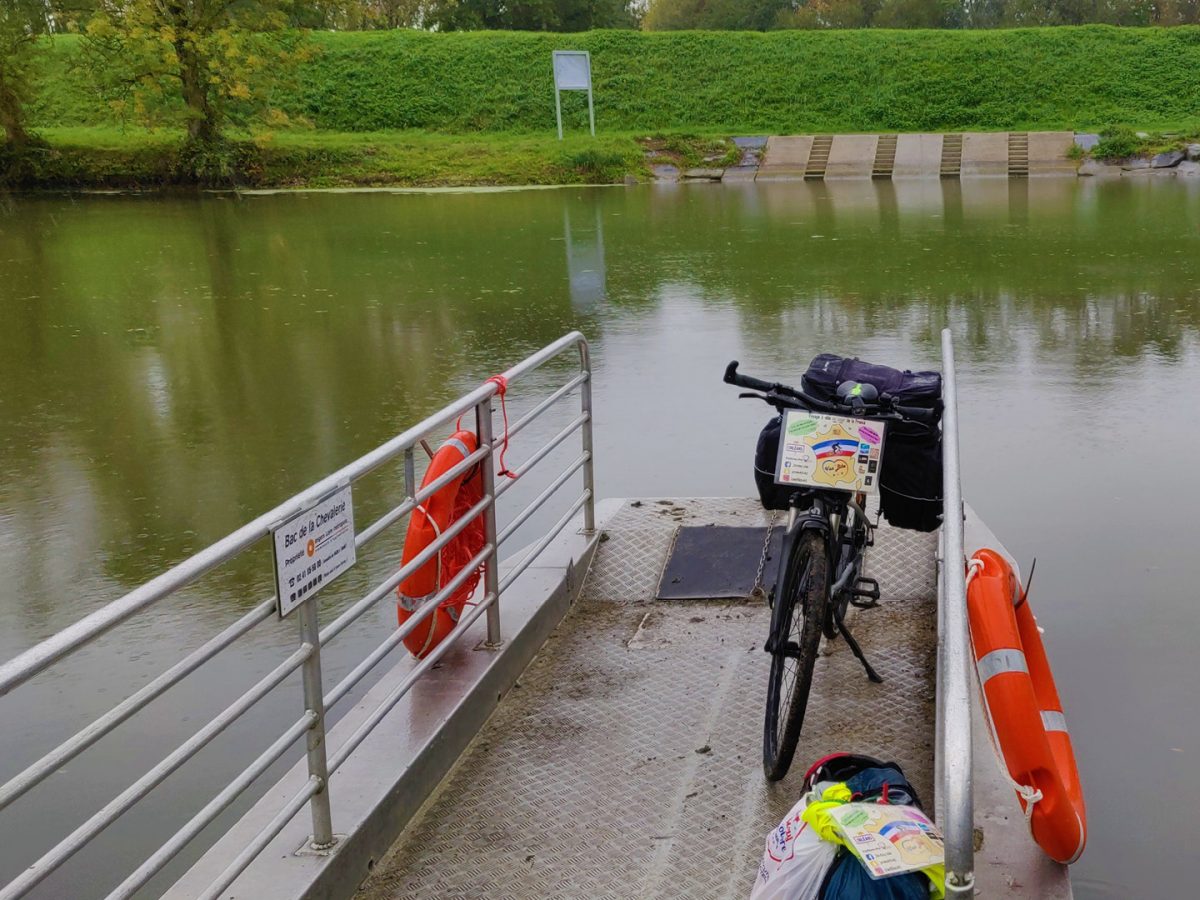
[966,548,1086,864]
[396,431,486,659]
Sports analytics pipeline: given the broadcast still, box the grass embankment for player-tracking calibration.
[17,127,658,188]
[13,26,1200,188]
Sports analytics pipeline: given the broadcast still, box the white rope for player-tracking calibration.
[409,504,444,658]
[965,557,1044,824]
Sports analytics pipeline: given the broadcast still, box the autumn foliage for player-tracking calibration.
[82,0,318,145]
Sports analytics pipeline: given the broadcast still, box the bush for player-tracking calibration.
[1091,125,1142,160]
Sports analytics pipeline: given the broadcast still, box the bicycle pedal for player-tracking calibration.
[850,577,881,608]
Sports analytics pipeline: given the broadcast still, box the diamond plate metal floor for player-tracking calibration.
[357,499,937,900]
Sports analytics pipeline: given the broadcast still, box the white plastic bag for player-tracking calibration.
[749,792,839,900]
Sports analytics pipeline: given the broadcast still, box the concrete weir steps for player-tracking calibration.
[805,134,833,178]
[698,131,1200,183]
[940,134,964,177]
[1009,132,1030,177]
[872,134,898,178]
[747,131,1084,183]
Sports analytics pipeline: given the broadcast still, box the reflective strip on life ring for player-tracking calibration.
[966,548,1087,865]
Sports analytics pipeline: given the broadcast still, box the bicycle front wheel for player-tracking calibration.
[763,529,830,782]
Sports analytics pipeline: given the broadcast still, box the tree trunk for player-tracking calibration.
[0,67,31,149]
[174,38,218,145]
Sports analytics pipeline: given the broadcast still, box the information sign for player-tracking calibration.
[774,410,886,495]
[553,51,591,90]
[551,50,595,139]
[272,484,356,618]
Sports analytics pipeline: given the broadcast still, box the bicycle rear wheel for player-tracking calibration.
[763,529,829,782]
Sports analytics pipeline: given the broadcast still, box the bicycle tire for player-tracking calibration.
[763,529,830,782]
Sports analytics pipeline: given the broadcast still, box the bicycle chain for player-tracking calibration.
[750,511,777,599]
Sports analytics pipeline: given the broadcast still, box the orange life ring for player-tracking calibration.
[396,431,486,659]
[966,548,1087,864]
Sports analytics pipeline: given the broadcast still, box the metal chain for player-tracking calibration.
[750,511,778,599]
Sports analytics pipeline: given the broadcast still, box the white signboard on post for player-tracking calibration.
[552,50,595,140]
[272,484,356,618]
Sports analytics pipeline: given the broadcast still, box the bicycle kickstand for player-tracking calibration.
[833,599,883,684]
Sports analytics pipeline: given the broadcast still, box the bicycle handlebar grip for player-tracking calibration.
[724,360,776,392]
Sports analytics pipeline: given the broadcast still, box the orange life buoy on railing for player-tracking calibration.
[396,431,486,659]
[966,548,1087,864]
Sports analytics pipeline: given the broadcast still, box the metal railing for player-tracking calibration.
[0,332,596,900]
[938,327,974,895]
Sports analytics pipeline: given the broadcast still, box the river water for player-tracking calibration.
[2,178,1198,897]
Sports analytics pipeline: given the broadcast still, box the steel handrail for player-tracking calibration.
[323,540,496,711]
[0,644,314,900]
[497,455,590,546]
[0,597,277,811]
[940,328,974,894]
[107,711,319,900]
[326,590,501,773]
[0,330,591,698]
[0,332,596,899]
[495,414,589,499]
[198,776,323,900]
[500,491,592,594]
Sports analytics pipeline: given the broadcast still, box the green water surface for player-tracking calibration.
[2,177,1198,897]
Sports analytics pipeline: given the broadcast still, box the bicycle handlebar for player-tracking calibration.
[724,360,938,427]
[724,361,776,393]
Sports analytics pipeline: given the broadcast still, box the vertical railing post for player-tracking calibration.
[403,447,416,503]
[578,339,596,533]
[940,327,973,894]
[298,598,335,850]
[476,396,503,648]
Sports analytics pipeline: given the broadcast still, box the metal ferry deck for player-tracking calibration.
[0,332,1071,900]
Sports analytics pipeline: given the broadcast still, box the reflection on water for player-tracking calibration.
[1,177,1198,897]
[564,203,606,311]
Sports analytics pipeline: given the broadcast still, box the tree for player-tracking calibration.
[83,0,318,147]
[775,0,872,28]
[643,0,790,29]
[873,0,962,26]
[0,1,43,149]
[428,0,559,29]
[1158,0,1200,22]
[341,0,428,28]
[427,0,634,30]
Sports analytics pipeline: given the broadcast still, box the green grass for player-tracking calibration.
[29,27,1200,136]
[10,127,657,188]
[13,26,1200,187]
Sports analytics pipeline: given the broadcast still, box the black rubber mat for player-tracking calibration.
[656,525,785,600]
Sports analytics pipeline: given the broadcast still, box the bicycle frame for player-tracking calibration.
[776,487,882,684]
[779,491,869,618]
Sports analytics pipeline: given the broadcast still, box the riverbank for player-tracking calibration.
[7,126,1200,190]
[2,128,678,189]
[6,27,1200,189]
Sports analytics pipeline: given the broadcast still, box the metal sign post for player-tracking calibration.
[552,50,595,140]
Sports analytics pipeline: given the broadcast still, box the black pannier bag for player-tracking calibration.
[754,414,792,511]
[801,353,943,413]
[751,355,944,532]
